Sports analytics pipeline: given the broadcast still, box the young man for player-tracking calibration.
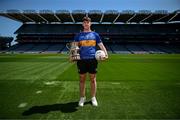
[74,16,108,107]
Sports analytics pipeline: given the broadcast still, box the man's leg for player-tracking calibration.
[77,60,87,106]
[79,73,86,107]
[89,73,96,97]
[89,73,98,106]
[79,73,86,97]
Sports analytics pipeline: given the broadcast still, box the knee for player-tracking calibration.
[90,77,96,84]
[80,79,85,83]
[91,79,96,84]
[80,74,86,83]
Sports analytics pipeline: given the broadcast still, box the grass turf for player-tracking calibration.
[0,53,180,119]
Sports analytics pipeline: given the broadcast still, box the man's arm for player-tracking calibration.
[98,42,108,59]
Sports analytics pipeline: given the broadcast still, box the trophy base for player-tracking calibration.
[70,56,80,61]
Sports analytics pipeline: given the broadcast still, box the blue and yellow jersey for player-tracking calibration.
[74,31,102,60]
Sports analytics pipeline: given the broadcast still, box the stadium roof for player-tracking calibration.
[0,9,180,24]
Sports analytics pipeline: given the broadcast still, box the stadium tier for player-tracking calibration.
[0,9,180,53]
[0,36,13,50]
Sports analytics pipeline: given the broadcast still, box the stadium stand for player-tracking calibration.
[44,44,64,53]
[125,44,148,54]
[0,36,13,52]
[7,43,34,53]
[0,9,180,54]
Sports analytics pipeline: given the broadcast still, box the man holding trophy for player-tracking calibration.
[70,16,108,107]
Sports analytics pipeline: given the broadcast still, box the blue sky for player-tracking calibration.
[0,0,180,44]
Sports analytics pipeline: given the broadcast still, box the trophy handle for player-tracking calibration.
[66,43,71,50]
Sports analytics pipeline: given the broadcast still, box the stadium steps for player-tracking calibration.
[14,44,35,53]
[44,44,64,53]
[3,43,180,54]
[168,45,180,53]
[126,44,149,54]
[124,44,134,54]
[7,44,21,51]
[156,45,174,54]
[141,44,165,54]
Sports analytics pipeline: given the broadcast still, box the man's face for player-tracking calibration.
[83,20,91,30]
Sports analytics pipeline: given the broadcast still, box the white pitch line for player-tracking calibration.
[18,102,28,108]
[36,90,42,94]
[111,82,120,85]
[44,81,56,85]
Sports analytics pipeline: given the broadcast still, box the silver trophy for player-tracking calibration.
[66,42,80,61]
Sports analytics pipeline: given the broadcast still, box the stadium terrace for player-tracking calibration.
[0,9,180,54]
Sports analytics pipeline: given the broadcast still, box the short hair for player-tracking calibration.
[82,16,91,22]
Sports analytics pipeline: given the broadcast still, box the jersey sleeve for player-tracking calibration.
[95,32,102,44]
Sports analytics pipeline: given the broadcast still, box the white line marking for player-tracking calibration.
[111,82,120,85]
[18,103,28,108]
[36,90,42,94]
[44,81,56,85]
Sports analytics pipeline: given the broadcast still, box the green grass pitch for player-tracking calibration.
[0,53,180,119]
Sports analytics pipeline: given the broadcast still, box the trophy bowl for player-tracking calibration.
[66,42,80,61]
